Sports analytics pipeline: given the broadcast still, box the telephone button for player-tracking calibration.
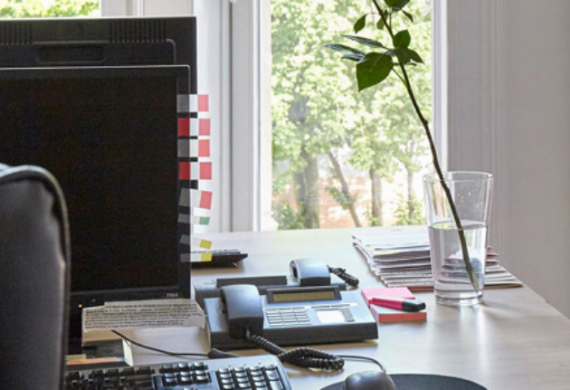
[268,381,285,390]
[264,369,280,381]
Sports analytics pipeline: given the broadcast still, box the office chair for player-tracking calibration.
[0,164,70,390]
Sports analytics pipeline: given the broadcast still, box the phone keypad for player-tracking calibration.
[264,307,311,327]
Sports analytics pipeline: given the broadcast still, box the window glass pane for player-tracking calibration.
[0,0,99,18]
[268,0,432,230]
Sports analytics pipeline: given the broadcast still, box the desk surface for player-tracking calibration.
[130,228,570,389]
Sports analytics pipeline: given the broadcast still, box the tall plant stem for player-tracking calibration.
[372,0,479,291]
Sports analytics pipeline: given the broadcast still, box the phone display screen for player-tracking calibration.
[270,289,338,303]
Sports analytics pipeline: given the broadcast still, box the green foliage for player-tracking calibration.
[0,0,99,18]
[393,191,425,225]
[327,0,424,91]
[272,0,431,229]
[326,186,356,210]
[368,213,382,227]
[273,203,306,230]
[356,52,393,91]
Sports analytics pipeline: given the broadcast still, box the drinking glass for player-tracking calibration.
[423,171,493,306]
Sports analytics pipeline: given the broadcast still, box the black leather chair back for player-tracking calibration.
[0,164,70,390]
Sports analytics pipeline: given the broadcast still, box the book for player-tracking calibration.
[362,287,427,323]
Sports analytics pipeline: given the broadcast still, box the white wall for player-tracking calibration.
[449,0,570,317]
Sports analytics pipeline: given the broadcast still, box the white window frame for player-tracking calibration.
[102,0,503,239]
[231,0,453,232]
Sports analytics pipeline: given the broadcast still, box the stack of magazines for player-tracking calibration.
[352,226,522,292]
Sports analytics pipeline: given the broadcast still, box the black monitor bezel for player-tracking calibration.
[0,16,197,349]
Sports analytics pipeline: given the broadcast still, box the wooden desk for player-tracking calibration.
[129,228,570,389]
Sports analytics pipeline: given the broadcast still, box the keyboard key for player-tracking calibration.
[105,369,120,378]
[178,374,193,385]
[196,373,211,383]
[161,373,177,387]
[160,364,175,374]
[136,367,153,376]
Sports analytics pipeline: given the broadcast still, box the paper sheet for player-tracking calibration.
[82,299,205,333]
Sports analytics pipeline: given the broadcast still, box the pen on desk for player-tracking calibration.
[371,296,426,312]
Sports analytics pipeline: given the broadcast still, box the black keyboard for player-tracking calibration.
[65,355,292,390]
[190,250,248,267]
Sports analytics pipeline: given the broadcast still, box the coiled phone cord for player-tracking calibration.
[208,332,345,371]
[246,331,345,371]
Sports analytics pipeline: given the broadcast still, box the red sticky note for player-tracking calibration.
[199,118,210,136]
[360,287,415,307]
[370,304,427,323]
[178,117,190,136]
[200,162,212,180]
[179,162,190,181]
[198,140,210,157]
[198,94,209,112]
[200,191,212,209]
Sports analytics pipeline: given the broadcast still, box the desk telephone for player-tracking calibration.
[201,259,378,351]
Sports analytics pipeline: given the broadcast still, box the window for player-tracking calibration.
[264,0,433,231]
[0,0,99,17]
[99,0,445,235]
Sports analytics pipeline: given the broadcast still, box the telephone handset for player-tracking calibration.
[219,284,263,339]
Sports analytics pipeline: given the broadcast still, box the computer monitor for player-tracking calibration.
[0,16,197,350]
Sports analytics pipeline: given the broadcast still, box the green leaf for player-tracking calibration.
[402,10,414,22]
[393,30,411,48]
[354,14,367,33]
[391,47,424,64]
[356,52,393,91]
[384,0,410,11]
[324,43,363,55]
[343,35,386,49]
[342,53,365,62]
[376,18,385,30]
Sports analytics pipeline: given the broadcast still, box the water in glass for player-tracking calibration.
[429,220,487,306]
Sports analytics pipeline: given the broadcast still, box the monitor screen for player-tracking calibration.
[0,16,196,349]
[0,67,180,292]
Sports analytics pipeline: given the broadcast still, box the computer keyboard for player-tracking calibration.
[65,355,292,390]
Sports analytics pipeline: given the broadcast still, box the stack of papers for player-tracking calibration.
[352,226,522,292]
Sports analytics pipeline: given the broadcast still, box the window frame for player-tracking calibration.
[104,0,503,242]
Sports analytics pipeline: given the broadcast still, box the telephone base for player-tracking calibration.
[204,289,378,350]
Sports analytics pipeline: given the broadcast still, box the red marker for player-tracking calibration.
[371,296,426,312]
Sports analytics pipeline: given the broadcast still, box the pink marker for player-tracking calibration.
[371,296,426,312]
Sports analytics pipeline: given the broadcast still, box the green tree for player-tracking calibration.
[346,0,430,225]
[0,0,98,18]
[272,0,362,229]
[272,0,431,229]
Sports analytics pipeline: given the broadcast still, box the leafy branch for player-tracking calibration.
[326,0,479,291]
